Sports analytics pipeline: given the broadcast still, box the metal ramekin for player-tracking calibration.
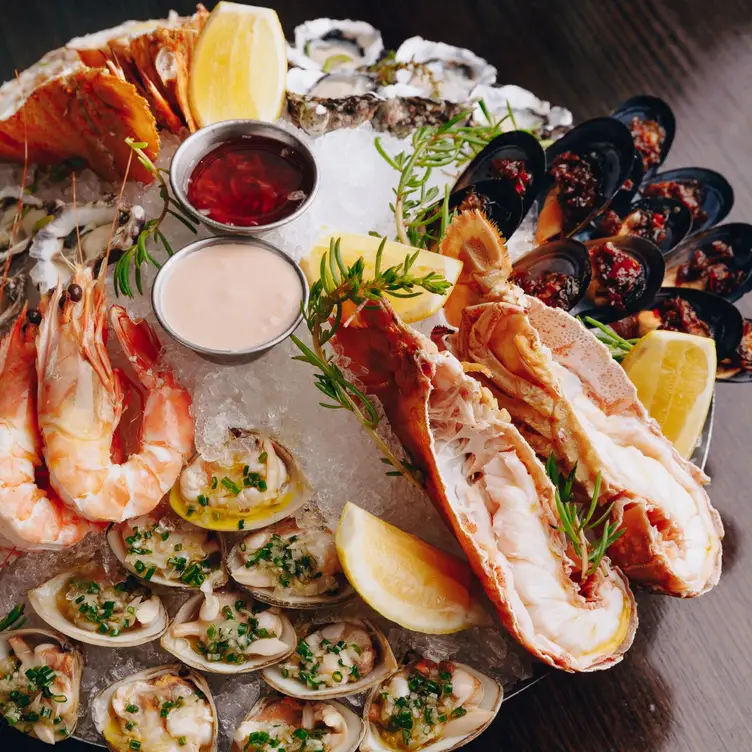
[169,119,319,235]
[152,235,308,365]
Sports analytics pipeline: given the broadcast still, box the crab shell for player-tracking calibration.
[0,628,85,745]
[261,618,398,700]
[160,591,297,674]
[231,695,365,752]
[361,661,503,752]
[92,664,218,752]
[27,570,168,648]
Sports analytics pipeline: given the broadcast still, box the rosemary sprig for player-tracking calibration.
[0,603,26,632]
[113,138,199,297]
[545,454,625,578]
[583,316,639,362]
[291,237,451,488]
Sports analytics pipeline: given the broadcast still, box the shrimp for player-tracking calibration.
[0,310,100,550]
[35,267,194,522]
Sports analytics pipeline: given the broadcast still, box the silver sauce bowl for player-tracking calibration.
[152,235,308,365]
[169,119,319,235]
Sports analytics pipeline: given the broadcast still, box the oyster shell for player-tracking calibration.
[287,18,383,72]
[372,97,466,139]
[92,664,218,752]
[160,589,296,674]
[0,272,28,333]
[170,429,312,532]
[0,628,84,745]
[29,198,145,291]
[361,658,502,752]
[107,506,228,590]
[227,514,355,608]
[232,695,365,752]
[0,186,48,264]
[27,568,168,648]
[262,618,397,700]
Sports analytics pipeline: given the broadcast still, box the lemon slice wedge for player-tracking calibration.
[303,232,463,323]
[189,2,286,126]
[622,330,716,459]
[336,502,488,634]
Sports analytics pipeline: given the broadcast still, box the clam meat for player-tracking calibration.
[92,665,217,752]
[227,517,354,608]
[160,589,296,674]
[262,618,397,699]
[28,569,168,647]
[232,695,365,752]
[362,658,502,752]
[107,507,227,589]
[0,628,83,745]
[170,429,312,531]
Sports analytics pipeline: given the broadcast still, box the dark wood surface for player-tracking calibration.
[2,1,751,750]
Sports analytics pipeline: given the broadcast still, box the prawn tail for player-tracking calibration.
[110,305,166,389]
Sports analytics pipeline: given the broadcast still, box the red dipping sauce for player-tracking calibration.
[186,135,314,227]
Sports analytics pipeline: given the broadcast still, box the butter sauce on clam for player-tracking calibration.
[261,618,397,700]
[27,569,168,647]
[160,589,296,674]
[232,695,365,752]
[92,665,218,752]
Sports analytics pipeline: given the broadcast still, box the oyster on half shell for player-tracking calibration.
[262,618,397,700]
[92,664,218,752]
[0,628,84,745]
[27,568,168,648]
[170,429,312,532]
[362,658,503,752]
[227,515,354,608]
[232,695,365,752]
[287,18,383,72]
[0,186,49,264]
[160,589,296,674]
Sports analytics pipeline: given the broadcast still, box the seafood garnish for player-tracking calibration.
[362,658,502,752]
[92,665,218,752]
[334,299,636,671]
[232,695,365,752]
[29,199,145,291]
[36,267,194,522]
[0,629,84,745]
[161,590,296,674]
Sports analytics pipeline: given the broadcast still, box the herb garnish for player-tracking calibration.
[0,603,26,632]
[583,316,638,362]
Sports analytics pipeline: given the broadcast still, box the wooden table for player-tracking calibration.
[2,1,750,750]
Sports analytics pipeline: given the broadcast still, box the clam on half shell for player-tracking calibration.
[262,618,397,700]
[28,569,168,648]
[0,628,84,745]
[92,664,218,752]
[232,694,365,752]
[160,589,297,674]
[361,660,503,752]
[170,429,313,532]
[227,517,355,609]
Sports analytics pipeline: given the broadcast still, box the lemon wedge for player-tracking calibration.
[622,330,716,459]
[303,232,463,323]
[336,502,488,634]
[189,2,286,126]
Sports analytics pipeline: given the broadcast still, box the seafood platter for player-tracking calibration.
[0,2,741,750]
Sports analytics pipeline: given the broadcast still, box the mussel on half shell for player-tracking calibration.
[261,618,397,699]
[447,181,523,242]
[361,658,503,752]
[232,695,365,752]
[718,318,752,383]
[27,568,168,648]
[608,153,645,215]
[0,628,84,745]
[160,589,296,674]
[92,664,218,752]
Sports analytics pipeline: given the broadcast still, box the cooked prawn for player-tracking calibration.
[0,310,100,550]
[36,267,194,522]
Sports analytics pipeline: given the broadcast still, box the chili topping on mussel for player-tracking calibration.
[456,189,490,215]
[611,295,711,340]
[608,206,668,246]
[589,241,646,310]
[629,116,665,171]
[490,158,533,196]
[642,179,707,225]
[511,269,581,310]
[549,151,600,230]
[672,240,745,296]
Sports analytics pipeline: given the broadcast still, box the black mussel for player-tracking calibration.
[453,131,546,218]
[611,95,676,179]
[640,167,733,232]
[510,238,591,311]
[608,287,743,361]
[574,235,665,323]
[717,318,752,383]
[536,117,635,245]
[610,154,645,214]
[663,223,752,303]
[448,180,523,240]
